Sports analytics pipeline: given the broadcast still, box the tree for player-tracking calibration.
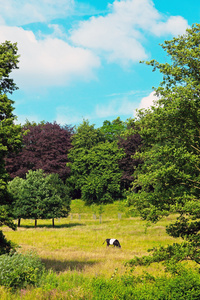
[71,119,105,149]
[118,121,143,190]
[67,120,125,204]
[0,41,22,253]
[80,141,125,205]
[127,24,200,264]
[67,120,105,199]
[7,176,24,227]
[100,117,126,142]
[8,170,71,227]
[5,122,73,182]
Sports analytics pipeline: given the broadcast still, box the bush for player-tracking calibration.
[89,267,200,300]
[0,230,17,255]
[0,251,45,289]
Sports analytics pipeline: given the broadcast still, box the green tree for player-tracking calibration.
[80,141,125,205]
[67,120,125,204]
[100,117,126,142]
[67,120,105,199]
[72,119,105,149]
[7,176,24,227]
[0,41,22,253]
[9,170,71,227]
[41,172,71,227]
[127,24,200,264]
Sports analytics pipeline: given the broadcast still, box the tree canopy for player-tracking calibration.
[8,170,71,227]
[127,23,200,264]
[118,122,143,190]
[5,122,73,181]
[0,41,22,253]
[100,117,127,142]
[67,120,125,204]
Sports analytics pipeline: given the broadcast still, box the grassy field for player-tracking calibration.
[1,200,182,299]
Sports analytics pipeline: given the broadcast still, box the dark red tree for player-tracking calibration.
[5,122,73,181]
[118,132,143,190]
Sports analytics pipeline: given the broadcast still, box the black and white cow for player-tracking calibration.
[103,238,121,248]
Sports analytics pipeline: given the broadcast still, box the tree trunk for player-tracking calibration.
[35,219,37,228]
[52,218,55,228]
[18,218,21,227]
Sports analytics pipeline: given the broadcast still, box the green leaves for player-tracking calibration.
[127,23,200,264]
[67,120,125,204]
[8,170,71,223]
[0,41,22,244]
[0,251,45,289]
[0,41,19,94]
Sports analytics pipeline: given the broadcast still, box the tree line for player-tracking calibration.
[5,117,142,203]
[4,117,142,227]
[1,24,200,266]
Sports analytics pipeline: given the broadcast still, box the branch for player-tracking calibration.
[191,145,200,152]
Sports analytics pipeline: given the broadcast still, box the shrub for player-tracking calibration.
[0,231,17,255]
[89,267,200,300]
[0,251,45,289]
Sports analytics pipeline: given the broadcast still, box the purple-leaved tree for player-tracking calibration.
[5,122,73,181]
[118,131,143,190]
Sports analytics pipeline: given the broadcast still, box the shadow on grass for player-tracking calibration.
[42,258,97,272]
[20,223,85,229]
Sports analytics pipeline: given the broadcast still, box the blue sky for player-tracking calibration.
[1,0,200,128]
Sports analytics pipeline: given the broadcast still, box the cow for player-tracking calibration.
[103,238,121,248]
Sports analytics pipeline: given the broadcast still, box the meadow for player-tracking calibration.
[0,200,186,299]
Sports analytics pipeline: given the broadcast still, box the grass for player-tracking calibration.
[1,200,182,299]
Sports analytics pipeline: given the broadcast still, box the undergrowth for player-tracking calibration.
[1,264,200,299]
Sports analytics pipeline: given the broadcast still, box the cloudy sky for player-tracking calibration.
[1,0,199,127]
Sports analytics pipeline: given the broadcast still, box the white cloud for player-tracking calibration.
[0,26,100,88]
[70,0,188,65]
[137,91,159,110]
[0,0,74,26]
[56,90,162,125]
[95,97,138,118]
[56,96,138,126]
[151,16,189,36]
[0,0,189,90]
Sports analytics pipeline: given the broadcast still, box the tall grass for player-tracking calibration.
[1,200,183,299]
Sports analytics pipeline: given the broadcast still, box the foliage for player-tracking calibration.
[67,120,104,199]
[118,123,143,190]
[71,119,104,149]
[80,141,125,204]
[8,170,71,226]
[127,242,200,270]
[127,24,200,263]
[0,41,22,254]
[67,120,125,204]
[0,231,17,255]
[100,117,126,142]
[0,41,19,94]
[5,122,73,181]
[1,266,200,299]
[7,176,24,224]
[68,120,125,204]
[0,251,45,289]
[0,41,22,202]
[88,266,200,300]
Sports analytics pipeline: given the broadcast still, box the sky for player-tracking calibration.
[0,0,200,128]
